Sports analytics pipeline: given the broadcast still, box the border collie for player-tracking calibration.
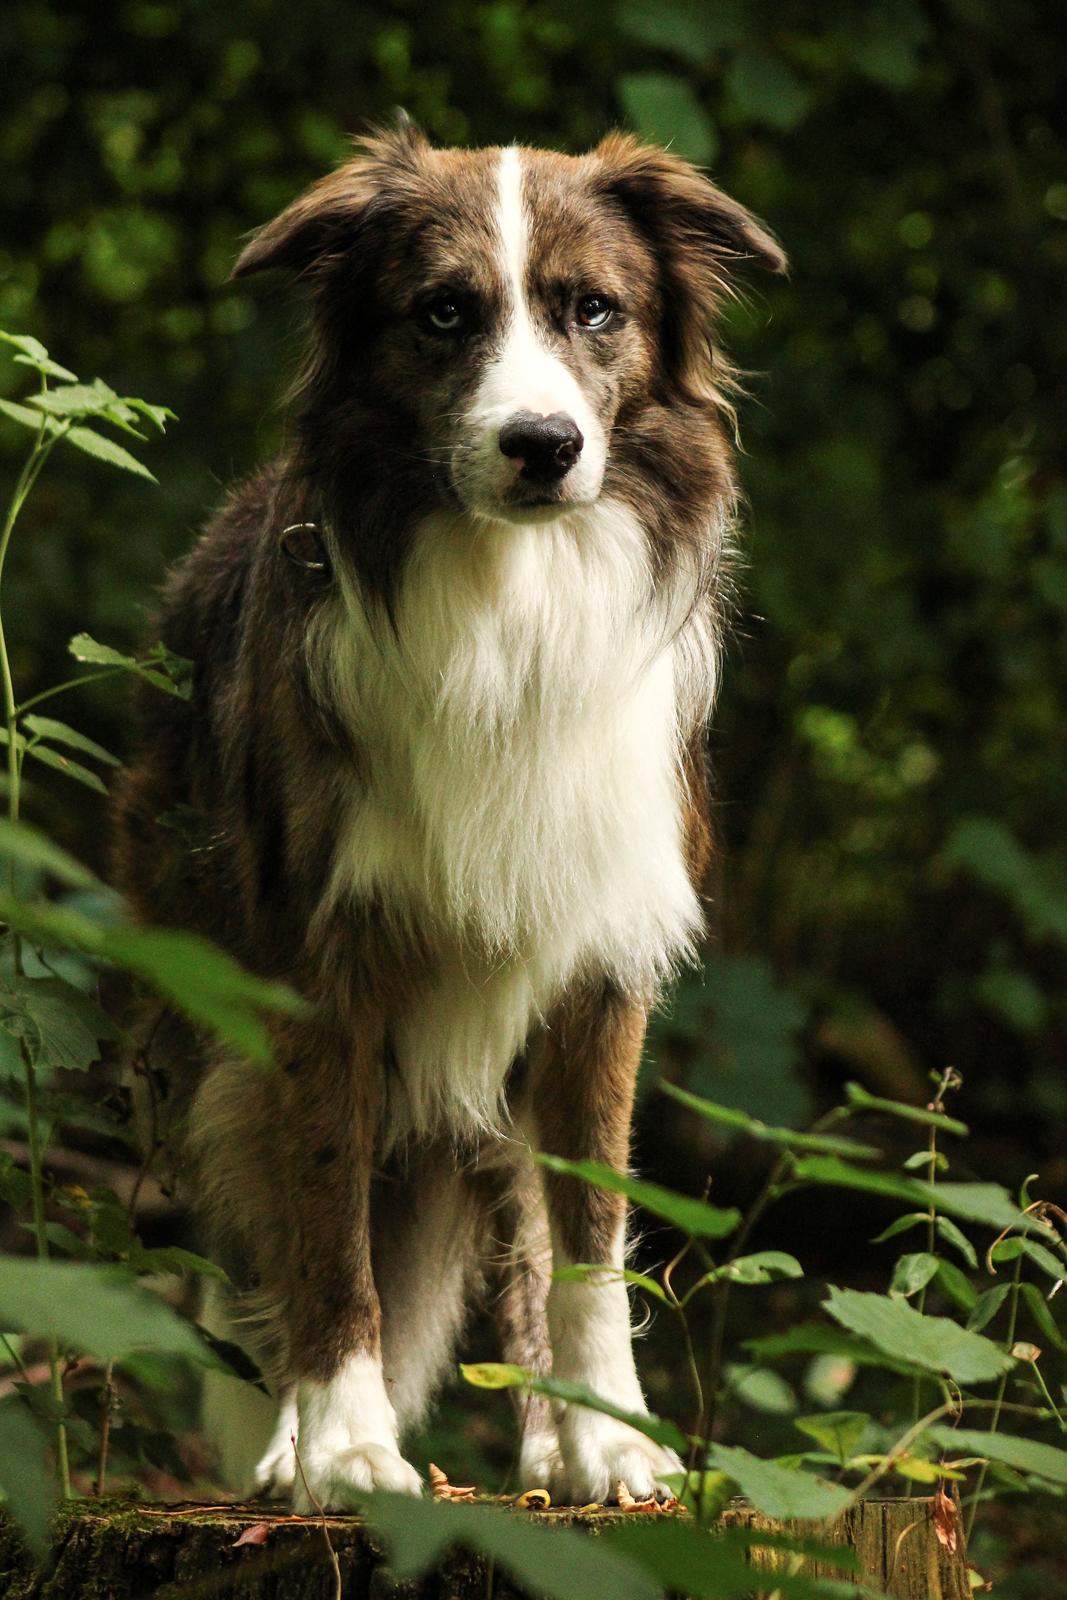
[113,120,784,1510]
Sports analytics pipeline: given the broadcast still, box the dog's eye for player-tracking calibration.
[420,295,466,335]
[575,293,614,330]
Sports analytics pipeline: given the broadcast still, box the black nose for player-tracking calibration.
[499,411,584,482]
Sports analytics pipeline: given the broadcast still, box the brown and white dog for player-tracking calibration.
[112,120,784,1511]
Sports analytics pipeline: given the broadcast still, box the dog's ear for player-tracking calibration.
[231,118,430,280]
[591,132,785,402]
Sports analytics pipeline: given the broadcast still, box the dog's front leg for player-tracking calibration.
[195,1008,421,1507]
[532,984,682,1505]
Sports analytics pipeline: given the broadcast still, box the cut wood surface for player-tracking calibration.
[0,1495,970,1599]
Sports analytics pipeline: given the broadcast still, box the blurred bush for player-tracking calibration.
[1,0,1064,1173]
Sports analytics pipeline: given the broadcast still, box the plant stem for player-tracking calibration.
[964,1251,1023,1543]
[0,416,73,1501]
[15,667,128,717]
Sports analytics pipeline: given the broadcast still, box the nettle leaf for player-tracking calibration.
[0,1258,226,1368]
[0,1397,55,1556]
[363,1491,658,1600]
[746,1322,919,1375]
[0,817,99,890]
[21,716,120,768]
[793,1411,869,1463]
[64,424,157,480]
[705,1443,851,1519]
[843,1082,968,1136]
[824,1287,1013,1384]
[925,1425,1067,1488]
[459,1363,688,1452]
[0,975,117,1070]
[535,1153,740,1239]
[661,1082,880,1159]
[68,632,192,698]
[889,1253,940,1299]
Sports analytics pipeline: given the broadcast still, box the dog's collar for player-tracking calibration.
[279,519,330,575]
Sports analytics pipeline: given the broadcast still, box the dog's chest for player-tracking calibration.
[315,516,704,1142]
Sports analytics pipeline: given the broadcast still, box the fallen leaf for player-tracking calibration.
[514,1488,551,1509]
[428,1462,476,1502]
[933,1485,959,1555]
[232,1522,272,1549]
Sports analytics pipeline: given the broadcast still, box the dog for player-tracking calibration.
[112,119,784,1511]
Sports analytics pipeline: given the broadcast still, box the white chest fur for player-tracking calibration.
[309,501,713,1145]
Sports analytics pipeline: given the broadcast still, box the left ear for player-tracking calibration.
[591,132,786,401]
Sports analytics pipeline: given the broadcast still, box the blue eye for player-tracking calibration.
[576,293,614,329]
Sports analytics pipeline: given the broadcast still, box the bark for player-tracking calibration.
[0,1495,969,1599]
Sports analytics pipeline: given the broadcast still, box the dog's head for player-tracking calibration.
[234,122,784,591]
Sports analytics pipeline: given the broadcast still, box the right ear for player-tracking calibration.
[230,119,430,280]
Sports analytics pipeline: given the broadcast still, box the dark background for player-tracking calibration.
[2,0,1066,1197]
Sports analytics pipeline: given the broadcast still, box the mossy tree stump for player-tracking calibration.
[0,1496,970,1599]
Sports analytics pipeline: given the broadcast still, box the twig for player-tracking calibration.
[291,1434,342,1600]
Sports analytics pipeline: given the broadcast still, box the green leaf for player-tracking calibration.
[843,1082,968,1135]
[967,1285,1010,1334]
[21,716,120,768]
[724,1365,796,1414]
[27,380,129,421]
[606,1518,861,1600]
[67,633,136,670]
[134,1245,228,1281]
[942,817,1067,946]
[707,1251,804,1286]
[363,1491,658,1600]
[1018,1282,1067,1352]
[10,734,108,794]
[933,1257,979,1315]
[0,975,117,1071]
[459,1363,688,1452]
[64,424,157,481]
[661,1082,880,1158]
[68,633,190,698]
[551,1263,669,1304]
[824,1286,1013,1384]
[0,1257,226,1368]
[746,1322,919,1375]
[0,1398,56,1556]
[935,1217,979,1271]
[925,1425,1067,1487]
[0,892,303,1066]
[991,1236,1067,1285]
[13,353,77,382]
[870,1212,928,1245]
[617,74,718,165]
[789,1156,1040,1234]
[535,1153,740,1239]
[0,331,51,364]
[0,818,99,890]
[704,1443,851,1519]
[889,1253,940,1298]
[617,0,748,63]
[726,50,813,130]
[793,1411,869,1464]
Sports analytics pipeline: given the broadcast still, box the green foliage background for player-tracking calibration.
[2,0,1065,1171]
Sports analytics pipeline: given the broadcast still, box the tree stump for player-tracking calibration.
[0,1496,970,1599]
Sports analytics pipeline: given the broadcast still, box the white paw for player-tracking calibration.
[252,1435,297,1498]
[518,1428,564,1491]
[555,1412,683,1505]
[293,1443,423,1511]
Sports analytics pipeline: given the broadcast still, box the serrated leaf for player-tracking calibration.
[825,1286,1013,1383]
[364,1492,658,1600]
[0,397,53,433]
[27,380,122,419]
[0,976,116,1071]
[925,1425,1067,1487]
[746,1322,919,1374]
[19,737,108,793]
[67,633,190,698]
[793,1411,869,1464]
[0,1258,226,1368]
[844,1082,968,1135]
[535,1153,740,1239]
[459,1363,688,1452]
[67,633,136,670]
[64,424,157,481]
[12,353,77,381]
[889,1252,940,1298]
[705,1443,850,1519]
[0,1398,55,1555]
[0,331,50,363]
[0,817,99,890]
[22,716,120,767]
[661,1082,880,1158]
